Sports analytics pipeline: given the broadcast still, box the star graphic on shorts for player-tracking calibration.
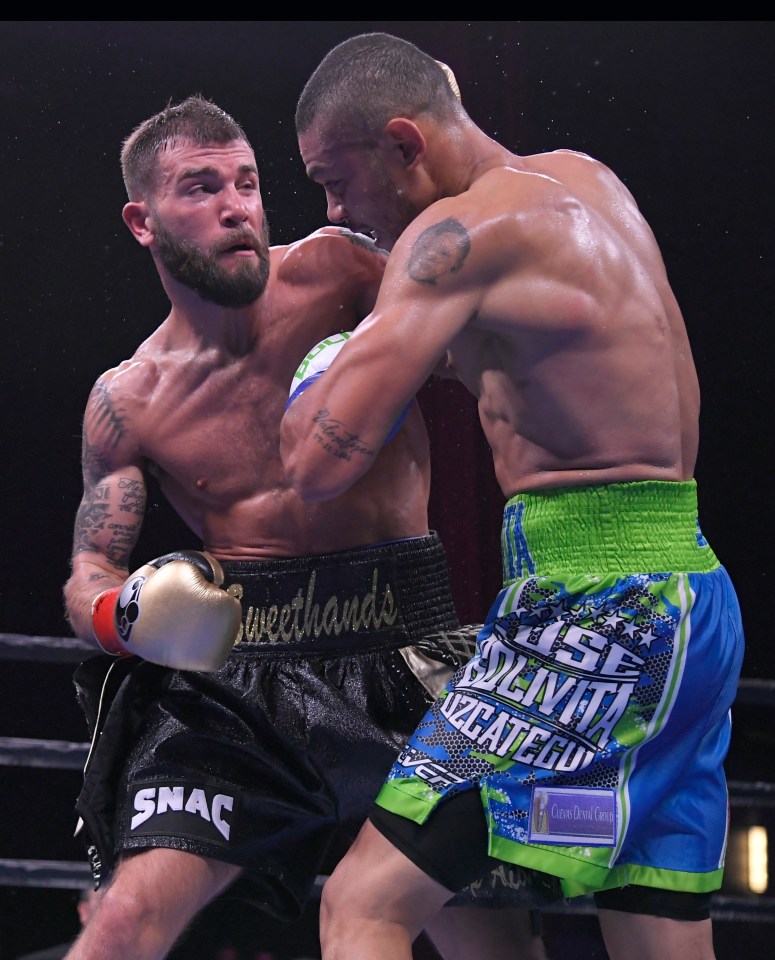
[579,602,607,624]
[636,628,659,649]
[539,600,566,621]
[600,611,621,629]
[620,619,641,640]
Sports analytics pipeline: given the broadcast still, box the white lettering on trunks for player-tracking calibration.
[396,747,466,788]
[130,786,234,840]
[446,623,644,767]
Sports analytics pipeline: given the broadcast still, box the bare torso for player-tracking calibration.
[283,141,700,506]
[91,229,430,560]
[430,150,699,495]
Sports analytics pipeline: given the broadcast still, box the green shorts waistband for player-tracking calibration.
[502,480,718,581]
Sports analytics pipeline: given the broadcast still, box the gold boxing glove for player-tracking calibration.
[91,550,241,672]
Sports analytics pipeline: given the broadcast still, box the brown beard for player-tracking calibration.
[154,215,271,306]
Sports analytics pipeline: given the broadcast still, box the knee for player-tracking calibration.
[319,870,347,937]
[79,877,193,959]
[321,864,376,953]
[94,881,161,939]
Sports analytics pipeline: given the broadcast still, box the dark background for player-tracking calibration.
[1,20,773,958]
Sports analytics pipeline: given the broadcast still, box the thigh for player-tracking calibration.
[322,821,452,940]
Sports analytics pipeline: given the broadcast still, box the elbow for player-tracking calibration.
[280,416,369,502]
[284,455,351,503]
[281,441,341,504]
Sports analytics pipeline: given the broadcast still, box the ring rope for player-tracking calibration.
[2,632,774,701]
[2,629,773,915]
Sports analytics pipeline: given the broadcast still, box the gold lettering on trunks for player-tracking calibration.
[234,568,398,644]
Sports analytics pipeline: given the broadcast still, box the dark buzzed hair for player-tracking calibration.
[121,94,251,201]
[295,32,460,141]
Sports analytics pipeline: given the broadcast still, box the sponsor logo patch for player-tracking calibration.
[129,781,237,845]
[115,574,147,643]
[528,785,616,845]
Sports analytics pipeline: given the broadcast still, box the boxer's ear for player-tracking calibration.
[122,201,153,246]
[384,118,425,169]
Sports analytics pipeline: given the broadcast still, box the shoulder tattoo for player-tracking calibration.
[88,381,129,450]
[407,218,471,286]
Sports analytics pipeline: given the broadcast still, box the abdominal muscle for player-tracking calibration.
[483,400,694,498]
[471,356,696,498]
[159,434,432,561]
[198,487,431,560]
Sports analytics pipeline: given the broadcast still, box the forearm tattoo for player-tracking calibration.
[312,408,374,462]
[73,499,111,556]
[73,474,146,567]
[407,218,471,286]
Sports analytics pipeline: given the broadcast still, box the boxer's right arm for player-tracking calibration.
[64,412,147,644]
[64,372,241,671]
[63,367,149,639]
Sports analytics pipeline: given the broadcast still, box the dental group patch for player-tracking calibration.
[529,785,616,845]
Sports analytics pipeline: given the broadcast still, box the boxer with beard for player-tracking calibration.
[61,95,557,960]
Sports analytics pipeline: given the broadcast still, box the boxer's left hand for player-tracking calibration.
[286,331,353,408]
[287,332,410,442]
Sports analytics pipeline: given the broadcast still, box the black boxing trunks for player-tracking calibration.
[73,534,555,920]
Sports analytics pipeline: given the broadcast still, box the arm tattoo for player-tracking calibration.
[87,571,113,585]
[407,218,471,286]
[312,408,375,462]
[72,500,112,557]
[73,474,145,568]
[89,381,129,450]
[106,521,138,562]
[117,476,145,514]
[82,441,112,484]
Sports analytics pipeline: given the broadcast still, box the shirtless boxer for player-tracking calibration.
[281,32,746,960]
[61,95,555,960]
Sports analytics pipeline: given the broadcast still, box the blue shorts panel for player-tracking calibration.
[376,564,744,896]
